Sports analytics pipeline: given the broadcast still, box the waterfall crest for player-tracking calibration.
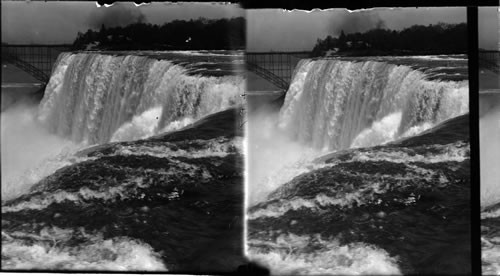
[279,59,469,151]
[38,52,244,144]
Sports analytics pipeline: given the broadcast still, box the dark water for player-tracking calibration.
[246,56,469,275]
[2,108,246,272]
[248,114,470,275]
[482,203,500,275]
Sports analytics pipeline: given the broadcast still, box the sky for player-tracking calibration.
[1,1,243,44]
[479,7,500,50]
[247,7,467,52]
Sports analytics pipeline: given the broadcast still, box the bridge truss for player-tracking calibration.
[2,44,72,84]
[245,52,310,91]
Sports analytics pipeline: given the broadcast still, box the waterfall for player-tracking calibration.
[278,59,469,151]
[38,52,244,145]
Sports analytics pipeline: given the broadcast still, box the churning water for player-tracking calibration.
[480,91,500,275]
[247,55,470,275]
[1,51,246,272]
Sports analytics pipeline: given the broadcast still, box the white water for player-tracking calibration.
[247,108,320,205]
[479,91,500,276]
[249,58,469,206]
[2,52,243,271]
[39,52,244,144]
[2,226,166,271]
[110,106,163,142]
[279,59,468,151]
[1,103,82,201]
[247,58,469,275]
[248,233,401,275]
[2,52,243,202]
[248,143,466,220]
[480,93,500,209]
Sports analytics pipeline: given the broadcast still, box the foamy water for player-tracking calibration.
[247,57,469,275]
[480,93,500,208]
[248,233,401,275]
[2,51,244,201]
[110,107,164,142]
[2,51,244,271]
[38,52,244,144]
[2,157,216,213]
[278,59,468,151]
[249,58,469,207]
[248,147,464,220]
[480,92,500,275]
[247,109,320,206]
[2,226,166,271]
[1,103,84,201]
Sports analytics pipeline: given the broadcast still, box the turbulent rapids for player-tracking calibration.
[2,51,246,271]
[247,56,470,275]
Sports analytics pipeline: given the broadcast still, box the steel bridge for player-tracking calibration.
[2,44,72,85]
[479,50,500,73]
[245,52,310,90]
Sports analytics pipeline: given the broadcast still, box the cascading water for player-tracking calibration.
[38,52,244,144]
[2,52,244,201]
[2,51,246,271]
[247,57,469,206]
[247,56,470,275]
[279,59,469,151]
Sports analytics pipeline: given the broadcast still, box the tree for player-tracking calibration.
[71,17,245,51]
[338,30,347,50]
[310,23,467,56]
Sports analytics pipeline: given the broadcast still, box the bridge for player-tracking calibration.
[479,50,500,73]
[245,52,310,91]
[2,44,72,87]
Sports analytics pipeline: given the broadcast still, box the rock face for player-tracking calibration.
[2,108,246,273]
[248,114,470,275]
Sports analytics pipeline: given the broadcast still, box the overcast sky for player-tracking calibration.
[247,7,467,52]
[479,7,500,50]
[1,1,243,44]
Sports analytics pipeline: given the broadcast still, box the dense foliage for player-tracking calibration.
[72,17,245,50]
[311,23,467,57]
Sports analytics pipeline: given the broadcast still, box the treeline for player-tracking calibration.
[311,23,467,57]
[72,17,245,51]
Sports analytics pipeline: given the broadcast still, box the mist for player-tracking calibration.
[1,100,77,201]
[247,104,319,206]
[480,94,500,208]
